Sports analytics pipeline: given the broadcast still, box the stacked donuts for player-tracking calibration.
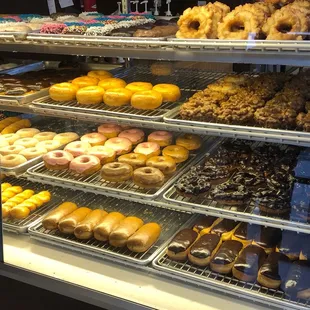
[43,123,202,189]
[49,70,181,110]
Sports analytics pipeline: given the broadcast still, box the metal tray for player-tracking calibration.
[28,192,194,266]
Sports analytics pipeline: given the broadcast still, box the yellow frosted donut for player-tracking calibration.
[98,78,127,90]
[153,84,181,102]
[87,70,113,80]
[72,76,99,88]
[76,86,105,105]
[49,83,79,102]
[103,88,133,107]
[131,90,163,110]
[125,82,153,93]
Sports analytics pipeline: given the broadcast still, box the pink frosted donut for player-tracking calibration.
[148,131,173,147]
[98,123,122,138]
[64,141,91,157]
[118,128,145,145]
[81,132,107,146]
[43,150,73,170]
[105,137,132,155]
[134,142,161,159]
[69,155,101,175]
[0,145,25,156]
[88,145,116,164]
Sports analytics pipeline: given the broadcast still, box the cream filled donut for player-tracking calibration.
[43,150,73,170]
[34,131,56,142]
[118,128,145,145]
[105,137,132,155]
[64,141,91,157]
[69,155,101,175]
[53,132,79,145]
[134,142,161,159]
[97,123,122,138]
[0,133,20,145]
[87,145,116,165]
[0,145,25,155]
[14,138,38,148]
[37,140,61,151]
[148,131,173,147]
[1,154,27,167]
[20,146,47,160]
[16,128,40,138]
[81,132,107,146]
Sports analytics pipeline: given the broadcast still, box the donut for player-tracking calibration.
[0,145,25,156]
[118,128,145,145]
[103,88,132,107]
[98,123,122,138]
[148,131,173,147]
[81,133,107,146]
[153,84,181,102]
[131,90,163,110]
[118,153,147,170]
[98,78,127,90]
[69,155,101,175]
[101,162,133,182]
[72,76,99,88]
[176,134,202,151]
[16,128,40,138]
[133,167,165,188]
[53,132,79,145]
[0,133,20,145]
[1,154,27,167]
[19,146,47,160]
[146,156,176,175]
[64,141,91,157]
[162,145,189,163]
[88,145,116,165]
[14,138,38,148]
[37,140,61,151]
[0,139,9,148]
[43,150,73,170]
[76,86,105,105]
[125,82,153,93]
[150,62,173,76]
[105,137,132,155]
[33,131,56,142]
[87,70,113,80]
[49,82,79,101]
[134,142,161,159]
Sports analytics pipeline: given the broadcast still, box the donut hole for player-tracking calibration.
[81,157,90,163]
[277,23,292,33]
[144,168,153,174]
[189,20,200,31]
[230,21,245,32]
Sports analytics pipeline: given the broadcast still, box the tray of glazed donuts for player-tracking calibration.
[27,124,216,200]
[153,215,310,310]
[28,192,194,266]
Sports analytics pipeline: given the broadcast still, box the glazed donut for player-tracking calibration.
[150,62,173,76]
[98,123,122,138]
[133,167,165,188]
[53,132,79,145]
[37,140,61,151]
[125,82,153,93]
[49,82,79,101]
[131,90,163,110]
[69,155,101,175]
[72,76,99,88]
[134,142,161,159]
[87,70,113,80]
[80,133,106,147]
[34,131,56,142]
[98,78,127,90]
[88,146,116,165]
[76,86,105,105]
[43,150,74,170]
[101,162,133,182]
[19,146,47,160]
[0,139,9,148]
[162,145,189,163]
[153,84,181,102]
[103,88,132,107]
[64,141,91,157]
[148,131,173,147]
[16,128,40,138]
[105,137,132,155]
[0,133,20,145]
[176,134,202,151]
[118,128,145,145]
[0,145,25,155]
[146,155,176,175]
[14,138,38,148]
[1,154,27,167]
[118,153,147,170]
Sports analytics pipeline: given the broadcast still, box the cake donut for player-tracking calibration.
[1,154,27,167]
[176,134,202,151]
[0,145,25,155]
[53,132,79,145]
[19,146,47,160]
[101,162,133,182]
[14,138,38,148]
[98,123,122,138]
[36,140,61,152]
[34,131,57,142]
[162,145,189,163]
[133,167,165,189]
[134,142,161,159]
[43,150,74,170]
[69,155,101,175]
[105,137,132,155]
[148,131,173,147]
[118,128,145,145]
[81,133,107,146]
[64,141,91,157]
[146,155,176,175]
[118,153,147,170]
[16,128,40,138]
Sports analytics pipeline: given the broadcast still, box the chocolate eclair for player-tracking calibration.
[167,229,199,261]
[233,244,267,282]
[232,222,260,246]
[188,234,221,267]
[257,252,291,289]
[210,240,243,274]
[211,218,240,241]
[276,230,304,260]
[253,226,282,254]
[192,215,218,234]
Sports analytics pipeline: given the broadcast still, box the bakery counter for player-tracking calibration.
[1,233,268,310]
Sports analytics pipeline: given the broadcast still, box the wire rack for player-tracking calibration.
[29,193,194,266]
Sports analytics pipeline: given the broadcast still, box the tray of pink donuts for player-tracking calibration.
[41,123,207,191]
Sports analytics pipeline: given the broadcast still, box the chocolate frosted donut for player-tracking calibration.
[232,171,265,189]
[175,173,211,197]
[267,170,294,190]
[201,165,232,185]
[5,87,28,95]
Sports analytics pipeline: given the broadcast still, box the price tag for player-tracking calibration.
[58,0,74,8]
[47,0,57,14]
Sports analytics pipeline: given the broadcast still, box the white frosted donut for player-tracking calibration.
[19,146,47,160]
[0,145,25,155]
[53,132,79,145]
[37,140,61,151]
[16,128,40,138]
[14,138,38,148]
[0,133,20,145]
[1,154,27,167]
[34,131,57,142]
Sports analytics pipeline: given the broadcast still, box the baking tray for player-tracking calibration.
[26,136,218,201]
[28,192,195,266]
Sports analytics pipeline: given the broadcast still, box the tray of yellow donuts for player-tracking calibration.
[33,69,182,121]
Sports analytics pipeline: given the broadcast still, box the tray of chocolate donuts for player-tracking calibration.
[28,191,194,266]
[153,215,310,310]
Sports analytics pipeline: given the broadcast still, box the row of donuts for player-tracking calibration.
[167,215,310,298]
[42,201,161,253]
[0,116,31,134]
[49,69,181,110]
